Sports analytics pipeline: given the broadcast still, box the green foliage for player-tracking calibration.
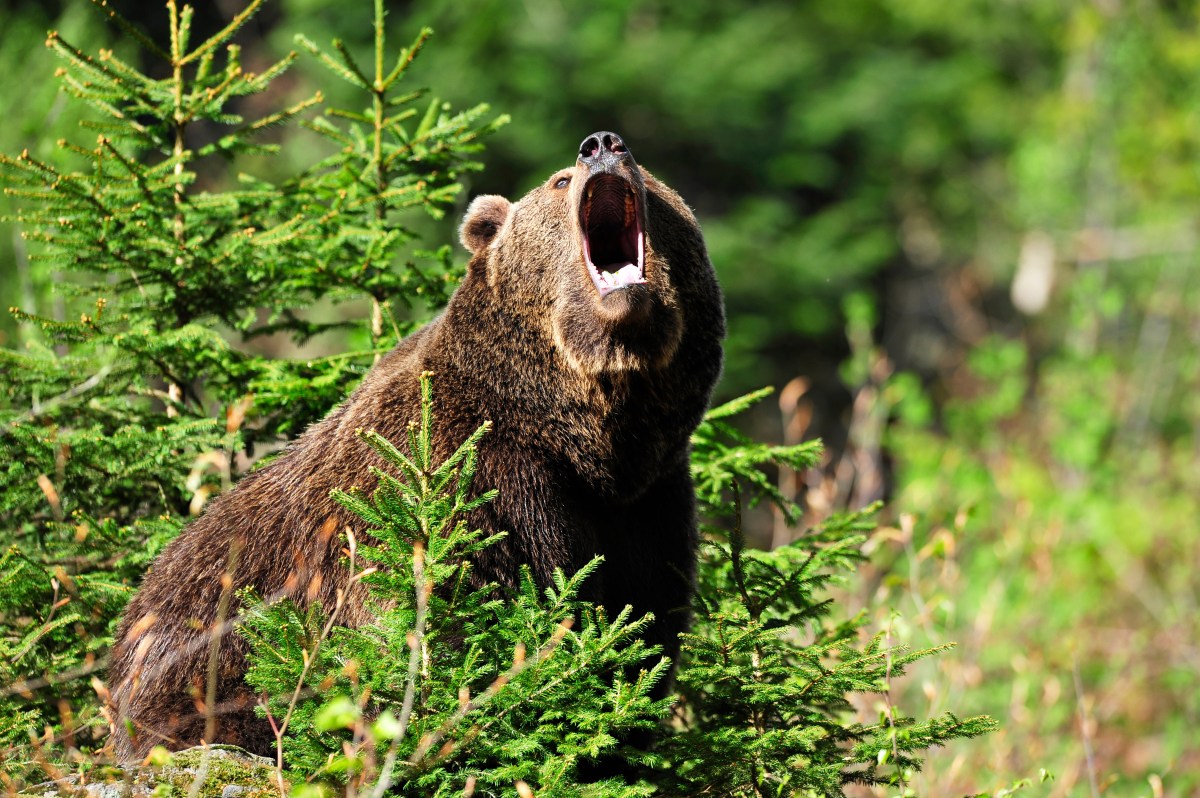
[665,408,995,796]
[0,0,501,769]
[0,2,108,349]
[884,320,1200,795]
[232,378,993,796]
[690,387,824,524]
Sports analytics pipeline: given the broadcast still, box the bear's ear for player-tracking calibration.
[459,195,512,255]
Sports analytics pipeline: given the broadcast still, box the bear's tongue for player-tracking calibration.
[584,176,644,296]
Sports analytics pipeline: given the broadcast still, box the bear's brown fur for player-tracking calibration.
[105,131,724,760]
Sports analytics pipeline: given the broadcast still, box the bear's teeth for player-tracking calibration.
[612,263,641,285]
[594,263,644,294]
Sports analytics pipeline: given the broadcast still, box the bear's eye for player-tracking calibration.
[554,176,570,189]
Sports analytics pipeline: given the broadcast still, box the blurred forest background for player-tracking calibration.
[1,0,1198,795]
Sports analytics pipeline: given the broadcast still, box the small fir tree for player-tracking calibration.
[664,390,997,795]
[0,0,501,771]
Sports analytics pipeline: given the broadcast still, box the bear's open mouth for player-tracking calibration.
[580,173,645,297]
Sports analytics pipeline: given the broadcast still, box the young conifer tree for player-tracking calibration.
[0,0,502,769]
[666,389,997,795]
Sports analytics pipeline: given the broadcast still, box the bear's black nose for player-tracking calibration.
[579,131,632,172]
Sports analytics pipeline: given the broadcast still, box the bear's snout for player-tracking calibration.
[579,131,634,175]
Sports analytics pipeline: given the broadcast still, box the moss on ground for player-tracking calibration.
[20,746,281,798]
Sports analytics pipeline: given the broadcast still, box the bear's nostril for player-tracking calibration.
[602,134,626,154]
[580,136,600,159]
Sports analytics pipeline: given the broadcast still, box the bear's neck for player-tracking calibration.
[429,293,688,494]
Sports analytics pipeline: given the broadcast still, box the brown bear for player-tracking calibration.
[105,131,725,760]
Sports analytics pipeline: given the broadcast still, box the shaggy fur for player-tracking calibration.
[105,134,724,760]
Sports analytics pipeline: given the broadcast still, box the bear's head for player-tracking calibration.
[459,131,714,375]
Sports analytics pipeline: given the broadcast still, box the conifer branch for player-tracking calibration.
[1,365,113,438]
[179,0,265,66]
[404,620,572,770]
[384,28,432,89]
[88,0,170,60]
